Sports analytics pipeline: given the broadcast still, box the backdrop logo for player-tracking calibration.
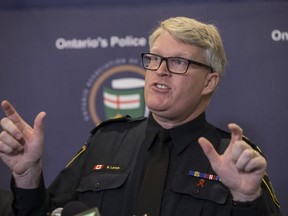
[81,58,146,125]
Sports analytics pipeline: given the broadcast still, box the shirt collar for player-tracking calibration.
[145,112,209,153]
[169,112,208,154]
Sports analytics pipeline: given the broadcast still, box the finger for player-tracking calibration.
[0,140,18,154]
[33,112,46,138]
[0,131,23,152]
[244,154,267,173]
[235,148,265,172]
[198,137,221,167]
[1,100,26,131]
[231,140,251,162]
[1,117,23,140]
[235,148,254,170]
[228,123,243,144]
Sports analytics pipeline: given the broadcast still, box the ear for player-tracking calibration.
[202,73,220,95]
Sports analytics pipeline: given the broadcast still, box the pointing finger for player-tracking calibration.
[1,100,26,131]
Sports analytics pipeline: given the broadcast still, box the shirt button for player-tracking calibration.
[95,182,101,188]
[193,189,200,194]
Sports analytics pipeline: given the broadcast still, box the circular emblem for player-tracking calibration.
[81,58,146,125]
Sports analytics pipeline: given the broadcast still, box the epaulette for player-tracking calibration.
[90,115,147,134]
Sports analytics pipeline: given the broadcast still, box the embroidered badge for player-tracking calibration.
[93,164,122,171]
[196,179,205,188]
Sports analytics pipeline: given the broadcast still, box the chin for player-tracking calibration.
[147,103,169,114]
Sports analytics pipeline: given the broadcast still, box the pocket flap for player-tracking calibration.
[76,172,129,192]
[171,172,229,204]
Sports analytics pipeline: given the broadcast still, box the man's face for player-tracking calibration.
[144,31,217,126]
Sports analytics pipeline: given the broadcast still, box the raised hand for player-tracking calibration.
[0,100,46,188]
[198,123,266,201]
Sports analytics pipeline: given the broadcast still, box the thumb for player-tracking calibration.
[198,137,220,167]
[33,112,46,136]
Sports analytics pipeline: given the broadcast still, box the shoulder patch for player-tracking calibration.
[90,115,146,134]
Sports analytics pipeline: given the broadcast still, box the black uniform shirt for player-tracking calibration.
[11,113,282,216]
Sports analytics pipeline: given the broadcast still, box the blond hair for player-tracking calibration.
[149,17,226,75]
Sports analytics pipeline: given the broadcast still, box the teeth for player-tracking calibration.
[156,84,168,89]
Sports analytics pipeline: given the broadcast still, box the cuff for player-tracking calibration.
[232,195,263,216]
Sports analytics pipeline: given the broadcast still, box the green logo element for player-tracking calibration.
[103,78,145,119]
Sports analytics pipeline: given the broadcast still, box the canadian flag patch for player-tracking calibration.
[93,164,104,170]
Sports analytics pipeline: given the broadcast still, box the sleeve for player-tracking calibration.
[11,172,46,216]
[0,189,14,216]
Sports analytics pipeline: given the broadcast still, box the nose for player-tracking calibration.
[156,59,170,76]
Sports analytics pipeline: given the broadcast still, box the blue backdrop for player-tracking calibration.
[0,1,287,214]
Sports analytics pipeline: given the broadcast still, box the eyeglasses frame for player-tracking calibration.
[141,53,214,74]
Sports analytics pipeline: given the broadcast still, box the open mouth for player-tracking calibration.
[155,83,168,89]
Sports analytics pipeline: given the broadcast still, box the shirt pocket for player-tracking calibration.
[76,172,129,208]
[171,172,229,205]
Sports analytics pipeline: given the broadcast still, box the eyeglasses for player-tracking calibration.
[141,53,214,74]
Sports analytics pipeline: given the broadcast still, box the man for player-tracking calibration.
[0,17,281,215]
